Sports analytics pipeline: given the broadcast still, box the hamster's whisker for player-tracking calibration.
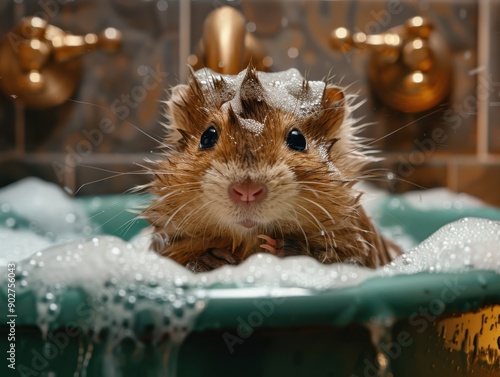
[78,165,151,175]
[299,197,338,227]
[74,173,148,196]
[175,200,215,235]
[163,196,202,230]
[342,107,443,158]
[295,203,326,240]
[147,187,200,208]
[68,99,169,149]
[289,210,312,254]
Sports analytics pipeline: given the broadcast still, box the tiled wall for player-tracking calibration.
[0,0,498,206]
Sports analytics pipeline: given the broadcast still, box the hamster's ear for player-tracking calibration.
[324,85,344,104]
[167,84,192,130]
[164,83,206,150]
[316,85,346,140]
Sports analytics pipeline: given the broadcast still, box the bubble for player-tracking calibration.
[65,213,76,224]
[5,217,16,228]
[246,22,256,33]
[389,198,401,209]
[125,296,137,309]
[287,47,299,59]
[44,292,55,301]
[45,300,58,311]
[137,65,149,76]
[262,56,273,68]
[157,0,168,11]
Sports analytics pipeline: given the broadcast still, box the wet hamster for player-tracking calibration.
[143,66,399,272]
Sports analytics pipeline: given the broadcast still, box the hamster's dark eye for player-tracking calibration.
[286,129,306,151]
[199,125,219,149]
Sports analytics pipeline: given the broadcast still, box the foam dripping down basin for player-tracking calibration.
[0,178,499,376]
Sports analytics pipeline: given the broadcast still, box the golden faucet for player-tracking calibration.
[193,6,267,74]
[0,17,121,109]
[330,17,452,113]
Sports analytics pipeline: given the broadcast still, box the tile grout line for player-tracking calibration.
[178,0,191,84]
[14,102,25,155]
[476,0,491,161]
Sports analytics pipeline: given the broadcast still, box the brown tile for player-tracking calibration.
[0,155,66,189]
[0,94,16,153]
[1,0,482,189]
[456,162,500,207]
[365,156,448,193]
[16,0,180,154]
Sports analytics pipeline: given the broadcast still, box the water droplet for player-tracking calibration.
[63,186,73,195]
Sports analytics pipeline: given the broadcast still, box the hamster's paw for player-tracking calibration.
[257,235,284,255]
[186,248,241,273]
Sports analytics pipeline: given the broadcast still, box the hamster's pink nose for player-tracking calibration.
[229,183,267,204]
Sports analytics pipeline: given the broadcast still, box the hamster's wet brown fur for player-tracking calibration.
[143,67,399,272]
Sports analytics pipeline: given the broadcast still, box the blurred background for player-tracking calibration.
[0,0,498,206]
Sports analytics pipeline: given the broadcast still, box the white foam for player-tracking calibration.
[0,177,92,250]
[16,236,204,344]
[0,227,51,266]
[384,217,500,275]
[5,213,500,375]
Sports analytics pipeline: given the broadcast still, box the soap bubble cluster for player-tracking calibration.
[384,218,500,275]
[194,68,325,119]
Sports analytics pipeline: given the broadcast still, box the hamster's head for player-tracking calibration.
[145,67,376,252]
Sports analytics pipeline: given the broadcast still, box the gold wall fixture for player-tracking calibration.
[330,17,452,113]
[0,17,122,109]
[193,6,267,74]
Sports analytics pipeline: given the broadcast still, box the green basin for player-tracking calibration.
[1,186,500,377]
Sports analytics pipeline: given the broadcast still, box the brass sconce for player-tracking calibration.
[0,17,122,109]
[330,17,452,113]
[192,6,267,75]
